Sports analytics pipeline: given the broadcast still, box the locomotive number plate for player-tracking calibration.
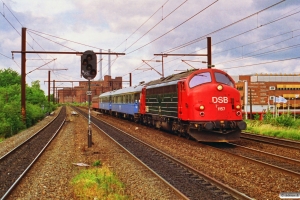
[217,107,225,111]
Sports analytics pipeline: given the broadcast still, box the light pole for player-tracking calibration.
[295,94,299,120]
[292,98,295,120]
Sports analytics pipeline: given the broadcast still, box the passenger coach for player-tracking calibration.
[98,85,144,120]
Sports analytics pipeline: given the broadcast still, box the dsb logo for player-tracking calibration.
[212,97,228,103]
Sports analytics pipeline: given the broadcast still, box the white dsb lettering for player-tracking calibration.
[212,97,228,103]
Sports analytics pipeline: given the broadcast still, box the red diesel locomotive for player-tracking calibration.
[94,68,246,142]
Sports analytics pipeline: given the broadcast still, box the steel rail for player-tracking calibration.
[0,108,66,200]
[208,143,300,178]
[0,113,59,160]
[74,107,189,199]
[74,106,253,200]
[231,143,300,176]
[241,132,300,150]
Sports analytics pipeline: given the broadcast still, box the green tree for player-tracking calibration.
[0,69,57,138]
[27,81,47,106]
[0,68,20,86]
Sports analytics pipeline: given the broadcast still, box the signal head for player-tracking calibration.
[81,50,97,80]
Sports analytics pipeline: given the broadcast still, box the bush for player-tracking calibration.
[274,114,295,127]
[26,103,46,127]
[246,115,300,141]
[71,166,128,199]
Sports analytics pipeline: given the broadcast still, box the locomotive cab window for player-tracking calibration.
[189,72,211,88]
[214,72,234,87]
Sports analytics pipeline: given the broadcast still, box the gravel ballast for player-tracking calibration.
[4,107,180,199]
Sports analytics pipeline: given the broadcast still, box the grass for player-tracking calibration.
[246,119,300,141]
[71,162,129,200]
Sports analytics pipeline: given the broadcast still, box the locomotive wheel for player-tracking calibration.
[185,133,191,139]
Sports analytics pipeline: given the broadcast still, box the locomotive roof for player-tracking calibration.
[98,68,231,97]
[99,84,144,97]
[146,80,178,89]
[145,69,197,86]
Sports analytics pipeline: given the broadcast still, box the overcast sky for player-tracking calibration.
[0,0,299,95]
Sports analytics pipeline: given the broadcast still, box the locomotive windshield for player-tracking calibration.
[214,72,234,87]
[189,72,211,88]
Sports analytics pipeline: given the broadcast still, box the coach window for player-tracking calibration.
[189,72,211,88]
[128,95,131,103]
[134,93,139,102]
[215,72,234,87]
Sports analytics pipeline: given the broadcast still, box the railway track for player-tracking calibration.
[241,132,300,150]
[73,107,252,200]
[208,142,300,178]
[0,107,66,200]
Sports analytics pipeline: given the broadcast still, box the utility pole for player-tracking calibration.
[250,89,253,120]
[153,37,212,74]
[207,37,212,68]
[21,27,26,123]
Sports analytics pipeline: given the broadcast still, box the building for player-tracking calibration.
[233,73,300,119]
[57,75,122,103]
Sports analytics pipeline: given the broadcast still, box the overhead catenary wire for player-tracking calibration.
[0,1,59,74]
[28,29,109,52]
[182,28,300,66]
[142,3,300,75]
[2,2,111,77]
[124,0,188,52]
[123,2,298,80]
[27,29,120,73]
[215,35,300,66]
[163,0,286,53]
[113,0,171,52]
[127,0,218,55]
[221,56,300,70]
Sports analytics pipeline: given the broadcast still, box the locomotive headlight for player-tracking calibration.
[236,105,241,109]
[199,105,205,110]
[217,85,223,91]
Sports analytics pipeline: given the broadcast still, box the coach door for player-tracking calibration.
[109,95,112,110]
[178,81,184,119]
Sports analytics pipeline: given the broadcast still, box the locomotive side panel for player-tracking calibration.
[178,80,189,120]
[139,87,146,114]
[145,83,178,118]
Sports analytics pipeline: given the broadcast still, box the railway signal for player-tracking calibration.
[81,50,97,80]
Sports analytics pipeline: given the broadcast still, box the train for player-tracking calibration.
[92,68,247,142]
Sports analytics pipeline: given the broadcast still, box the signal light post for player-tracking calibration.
[81,50,97,148]
[81,50,97,80]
